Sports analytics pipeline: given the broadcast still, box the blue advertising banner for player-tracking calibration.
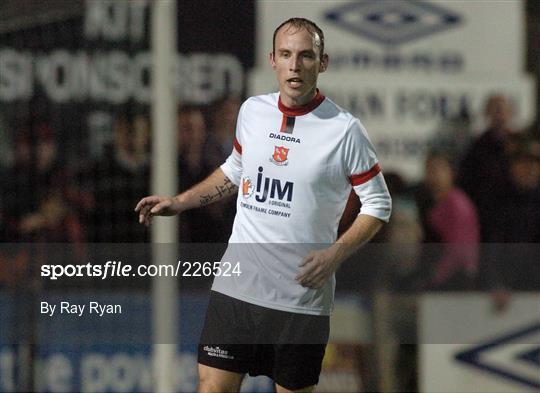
[0,292,273,392]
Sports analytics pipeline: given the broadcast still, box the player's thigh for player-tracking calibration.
[197,363,245,393]
[274,382,315,393]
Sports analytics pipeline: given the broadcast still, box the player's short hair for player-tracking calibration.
[273,17,325,61]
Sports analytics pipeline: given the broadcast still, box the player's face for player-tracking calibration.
[270,25,328,107]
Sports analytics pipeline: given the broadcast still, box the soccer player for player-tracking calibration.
[135,17,391,393]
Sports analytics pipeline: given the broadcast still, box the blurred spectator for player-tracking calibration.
[336,172,416,292]
[205,96,242,169]
[458,94,516,241]
[2,130,40,240]
[177,106,216,242]
[86,114,150,242]
[178,106,209,185]
[430,105,473,165]
[2,123,85,244]
[418,152,480,290]
[0,121,88,291]
[0,113,14,169]
[0,248,30,288]
[381,182,423,393]
[531,120,540,139]
[385,196,424,292]
[203,97,241,242]
[19,189,85,245]
[369,171,414,245]
[336,172,421,291]
[483,134,540,296]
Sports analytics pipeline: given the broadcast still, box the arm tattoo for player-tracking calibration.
[199,177,238,207]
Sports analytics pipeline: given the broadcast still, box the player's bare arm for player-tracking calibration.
[296,214,383,289]
[134,168,237,226]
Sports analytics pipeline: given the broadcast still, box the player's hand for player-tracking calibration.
[134,195,183,226]
[296,248,340,289]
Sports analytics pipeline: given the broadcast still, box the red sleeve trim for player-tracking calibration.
[233,137,242,154]
[350,163,381,186]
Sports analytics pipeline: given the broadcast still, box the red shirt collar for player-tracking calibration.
[278,89,325,116]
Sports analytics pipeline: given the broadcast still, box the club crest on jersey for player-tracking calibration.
[242,176,254,198]
[270,146,289,166]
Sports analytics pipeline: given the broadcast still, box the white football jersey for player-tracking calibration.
[213,90,391,315]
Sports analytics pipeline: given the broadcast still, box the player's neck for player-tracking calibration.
[281,89,317,108]
[278,89,324,116]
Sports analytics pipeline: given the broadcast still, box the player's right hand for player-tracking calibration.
[134,196,182,226]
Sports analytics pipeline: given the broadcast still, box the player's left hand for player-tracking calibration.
[296,248,340,289]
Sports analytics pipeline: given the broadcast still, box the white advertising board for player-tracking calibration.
[256,0,525,75]
[419,293,540,392]
[250,70,536,181]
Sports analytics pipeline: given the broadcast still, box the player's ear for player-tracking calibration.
[269,51,277,69]
[319,54,329,73]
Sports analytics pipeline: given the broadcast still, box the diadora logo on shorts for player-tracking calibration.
[269,132,301,144]
[242,166,294,203]
[324,0,462,46]
[203,346,234,360]
[270,145,289,166]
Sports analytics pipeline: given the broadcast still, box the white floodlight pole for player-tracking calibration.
[150,1,179,392]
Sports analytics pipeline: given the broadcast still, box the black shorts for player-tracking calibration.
[198,291,330,390]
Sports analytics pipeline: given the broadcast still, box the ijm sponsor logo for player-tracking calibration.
[243,167,294,203]
[324,0,462,46]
